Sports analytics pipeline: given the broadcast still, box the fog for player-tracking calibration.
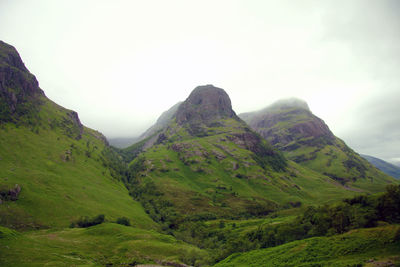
[1,0,399,162]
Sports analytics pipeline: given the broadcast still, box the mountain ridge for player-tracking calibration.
[361,154,400,179]
[0,40,155,230]
[239,98,396,190]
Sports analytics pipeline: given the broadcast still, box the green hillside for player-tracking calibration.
[125,86,369,227]
[362,154,400,179]
[215,225,400,267]
[0,41,154,230]
[2,40,399,267]
[0,223,208,266]
[240,98,397,193]
[0,40,214,266]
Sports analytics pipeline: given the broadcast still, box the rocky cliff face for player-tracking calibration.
[0,41,44,122]
[0,40,89,141]
[240,98,394,186]
[176,85,237,126]
[240,98,334,150]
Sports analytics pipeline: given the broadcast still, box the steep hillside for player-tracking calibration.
[240,98,396,192]
[109,102,182,148]
[138,101,182,141]
[362,154,400,179]
[0,40,155,230]
[126,86,366,226]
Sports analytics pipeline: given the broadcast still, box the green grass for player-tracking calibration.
[0,223,209,266]
[215,225,400,267]
[0,98,155,230]
[242,104,398,194]
[129,117,362,220]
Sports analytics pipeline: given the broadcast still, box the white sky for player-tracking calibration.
[1,0,399,162]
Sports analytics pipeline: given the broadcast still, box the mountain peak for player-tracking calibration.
[0,40,44,123]
[239,98,334,150]
[175,85,236,125]
[266,98,310,112]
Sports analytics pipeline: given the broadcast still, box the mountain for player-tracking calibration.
[126,86,377,225]
[239,98,395,191]
[108,136,139,148]
[1,40,399,266]
[0,41,210,266]
[0,40,155,229]
[108,102,183,149]
[361,154,400,179]
[139,101,182,141]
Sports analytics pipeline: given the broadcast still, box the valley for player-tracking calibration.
[0,40,399,266]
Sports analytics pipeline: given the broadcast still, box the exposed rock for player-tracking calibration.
[212,149,226,161]
[67,111,83,133]
[0,41,44,122]
[9,184,21,200]
[241,106,334,150]
[137,101,182,142]
[1,184,21,202]
[176,85,237,126]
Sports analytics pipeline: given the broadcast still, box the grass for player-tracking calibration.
[242,104,398,194]
[0,98,155,230]
[0,223,209,266]
[131,118,362,219]
[215,225,400,267]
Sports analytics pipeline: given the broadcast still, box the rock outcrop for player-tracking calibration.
[240,98,334,150]
[0,40,44,122]
[0,184,22,202]
[176,84,237,126]
[240,98,393,185]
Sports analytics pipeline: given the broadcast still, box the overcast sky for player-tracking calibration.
[1,0,399,163]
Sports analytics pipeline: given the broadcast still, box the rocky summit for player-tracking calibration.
[176,84,237,126]
[0,41,44,123]
[240,98,334,150]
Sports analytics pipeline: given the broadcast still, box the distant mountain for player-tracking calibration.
[107,101,181,149]
[108,136,139,148]
[361,154,400,179]
[138,101,182,141]
[239,98,395,190]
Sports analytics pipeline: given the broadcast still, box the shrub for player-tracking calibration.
[116,217,131,226]
[73,214,105,228]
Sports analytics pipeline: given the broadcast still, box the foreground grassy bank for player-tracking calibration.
[215,225,400,267]
[0,223,209,266]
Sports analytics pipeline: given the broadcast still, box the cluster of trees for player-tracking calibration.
[166,185,400,262]
[247,185,400,249]
[101,137,400,264]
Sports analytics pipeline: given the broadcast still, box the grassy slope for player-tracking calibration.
[243,107,397,193]
[285,137,396,192]
[0,223,208,267]
[0,97,155,230]
[215,225,400,267]
[0,41,212,267]
[132,118,360,218]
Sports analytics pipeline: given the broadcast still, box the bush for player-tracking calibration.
[73,214,105,228]
[116,217,131,226]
